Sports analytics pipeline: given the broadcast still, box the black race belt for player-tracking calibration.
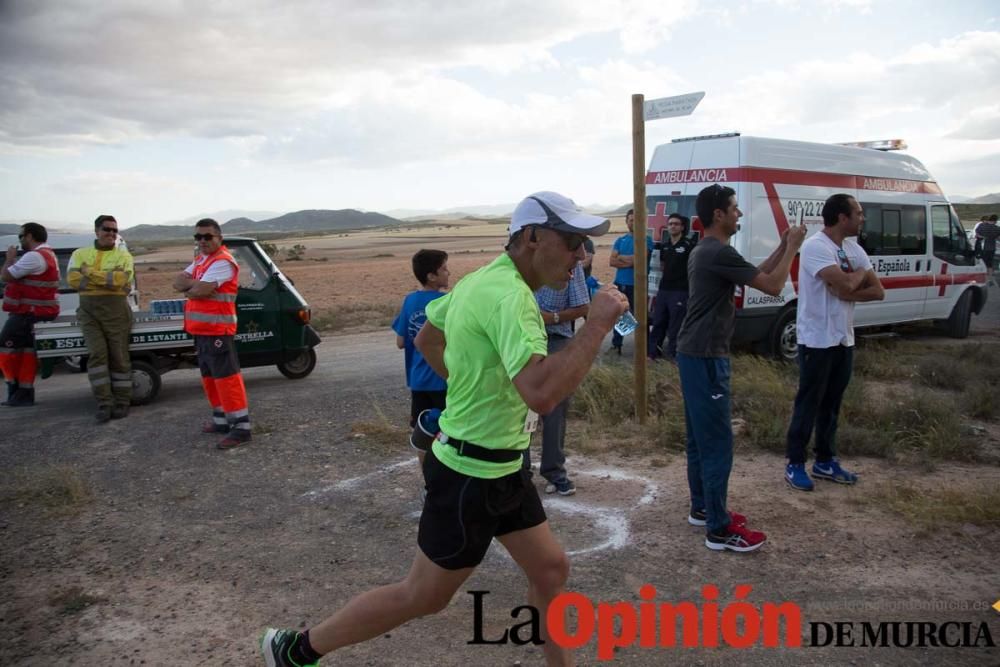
[436,434,522,463]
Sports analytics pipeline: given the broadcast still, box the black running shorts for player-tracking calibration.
[410,389,447,428]
[418,450,546,570]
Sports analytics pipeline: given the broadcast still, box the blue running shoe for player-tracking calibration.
[812,459,858,485]
[785,463,814,491]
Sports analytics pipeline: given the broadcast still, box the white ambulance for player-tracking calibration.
[644,133,988,359]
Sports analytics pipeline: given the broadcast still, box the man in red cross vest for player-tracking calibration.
[2,222,60,407]
[173,218,252,449]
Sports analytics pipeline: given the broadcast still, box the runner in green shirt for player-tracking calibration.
[262,191,629,667]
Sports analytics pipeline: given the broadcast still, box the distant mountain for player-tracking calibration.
[970,192,1000,205]
[386,201,627,220]
[0,220,91,234]
[948,195,973,203]
[223,209,401,233]
[122,209,404,241]
[384,203,517,219]
[156,210,284,227]
[120,224,195,241]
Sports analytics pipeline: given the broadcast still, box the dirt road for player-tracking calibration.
[1,299,999,665]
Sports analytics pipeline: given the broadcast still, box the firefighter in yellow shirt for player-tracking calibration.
[67,215,135,422]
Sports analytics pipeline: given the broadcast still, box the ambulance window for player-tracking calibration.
[932,205,974,265]
[859,204,882,254]
[900,207,926,254]
[882,210,901,254]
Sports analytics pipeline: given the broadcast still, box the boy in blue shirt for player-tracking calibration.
[392,249,450,462]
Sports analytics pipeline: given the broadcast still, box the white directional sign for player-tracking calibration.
[643,91,705,121]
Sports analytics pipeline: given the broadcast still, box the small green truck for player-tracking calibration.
[29,237,321,404]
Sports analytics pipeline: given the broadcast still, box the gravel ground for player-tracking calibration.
[1,293,998,666]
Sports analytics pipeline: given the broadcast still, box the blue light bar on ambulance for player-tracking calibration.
[671,132,741,143]
[836,139,908,151]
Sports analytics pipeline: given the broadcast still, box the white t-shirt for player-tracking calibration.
[796,232,872,349]
[185,256,235,286]
[7,243,54,279]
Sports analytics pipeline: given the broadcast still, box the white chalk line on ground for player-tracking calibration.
[301,456,662,558]
[302,458,416,499]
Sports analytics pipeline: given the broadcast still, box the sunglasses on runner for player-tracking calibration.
[193,233,217,241]
[101,226,118,234]
[555,230,587,252]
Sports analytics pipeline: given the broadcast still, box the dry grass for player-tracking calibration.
[572,362,687,455]
[570,345,992,463]
[48,586,108,615]
[350,398,409,453]
[2,465,94,514]
[730,355,798,453]
[963,383,998,421]
[865,481,1000,527]
[312,302,398,333]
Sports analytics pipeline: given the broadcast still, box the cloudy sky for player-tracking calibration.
[1,0,998,228]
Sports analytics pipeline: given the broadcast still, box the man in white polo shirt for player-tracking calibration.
[784,194,885,491]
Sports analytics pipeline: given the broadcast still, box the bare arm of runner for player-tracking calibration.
[414,321,448,379]
[512,286,627,415]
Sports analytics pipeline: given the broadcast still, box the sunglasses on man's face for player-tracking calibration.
[193,233,217,241]
[101,227,118,234]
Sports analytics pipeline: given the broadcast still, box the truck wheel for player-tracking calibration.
[770,307,798,361]
[278,347,317,379]
[943,290,972,339]
[130,360,162,405]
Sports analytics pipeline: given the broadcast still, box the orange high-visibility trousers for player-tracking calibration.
[195,335,250,435]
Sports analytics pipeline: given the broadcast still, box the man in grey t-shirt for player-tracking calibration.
[676,184,805,553]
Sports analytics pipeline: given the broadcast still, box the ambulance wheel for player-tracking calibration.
[278,347,317,379]
[130,360,161,405]
[770,307,798,361]
[943,290,972,339]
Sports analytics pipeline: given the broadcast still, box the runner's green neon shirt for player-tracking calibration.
[425,253,548,479]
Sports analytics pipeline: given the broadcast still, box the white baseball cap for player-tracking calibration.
[509,191,611,237]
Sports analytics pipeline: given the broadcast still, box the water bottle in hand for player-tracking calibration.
[613,311,638,337]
